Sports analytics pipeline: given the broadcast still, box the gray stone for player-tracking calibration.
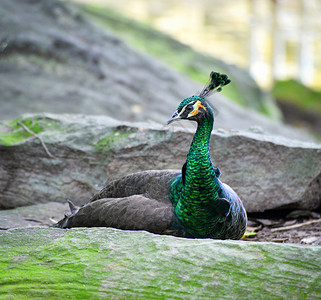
[0,227,320,298]
[0,0,315,142]
[0,202,68,229]
[0,113,320,212]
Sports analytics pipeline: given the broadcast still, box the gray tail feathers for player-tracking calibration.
[51,200,79,228]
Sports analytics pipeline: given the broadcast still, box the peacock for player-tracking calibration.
[54,72,247,240]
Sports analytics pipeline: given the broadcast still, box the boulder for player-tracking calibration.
[0,113,320,212]
[0,227,320,298]
[0,0,314,142]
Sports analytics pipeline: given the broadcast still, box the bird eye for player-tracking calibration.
[185,105,193,112]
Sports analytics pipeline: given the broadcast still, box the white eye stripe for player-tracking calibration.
[178,106,186,116]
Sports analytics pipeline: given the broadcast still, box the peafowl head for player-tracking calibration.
[167,72,231,125]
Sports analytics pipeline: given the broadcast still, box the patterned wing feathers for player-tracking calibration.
[63,195,174,234]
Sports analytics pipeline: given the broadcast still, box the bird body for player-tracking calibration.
[54,72,247,240]
[167,94,246,239]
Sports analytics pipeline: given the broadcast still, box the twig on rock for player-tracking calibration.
[49,218,58,224]
[17,121,57,159]
[271,218,321,232]
[24,218,43,224]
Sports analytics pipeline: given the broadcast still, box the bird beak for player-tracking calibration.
[167,111,181,125]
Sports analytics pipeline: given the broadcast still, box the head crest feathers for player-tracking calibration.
[199,71,231,98]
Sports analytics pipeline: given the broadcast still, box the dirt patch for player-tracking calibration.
[243,210,321,245]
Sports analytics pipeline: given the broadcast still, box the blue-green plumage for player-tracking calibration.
[54,72,247,240]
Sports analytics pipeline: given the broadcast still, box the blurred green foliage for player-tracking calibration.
[273,80,321,115]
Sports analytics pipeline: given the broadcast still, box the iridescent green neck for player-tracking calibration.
[188,112,213,157]
[184,106,214,186]
[171,106,222,237]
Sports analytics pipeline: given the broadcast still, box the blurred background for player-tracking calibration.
[76,0,321,89]
[1,0,320,139]
[73,0,321,137]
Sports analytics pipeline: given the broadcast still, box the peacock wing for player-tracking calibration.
[55,195,175,235]
[90,170,181,204]
[211,197,231,223]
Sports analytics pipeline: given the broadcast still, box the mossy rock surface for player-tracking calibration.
[273,80,321,115]
[273,80,321,136]
[0,227,320,299]
[0,116,61,146]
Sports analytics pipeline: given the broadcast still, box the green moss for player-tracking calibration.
[273,79,321,115]
[1,228,320,298]
[95,127,137,153]
[0,116,60,146]
[0,244,102,298]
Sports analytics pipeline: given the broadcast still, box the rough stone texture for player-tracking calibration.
[0,0,315,142]
[0,114,320,212]
[0,227,320,299]
[0,202,68,229]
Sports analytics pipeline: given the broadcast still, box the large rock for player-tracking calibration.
[0,227,320,298]
[0,114,320,212]
[0,0,314,142]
